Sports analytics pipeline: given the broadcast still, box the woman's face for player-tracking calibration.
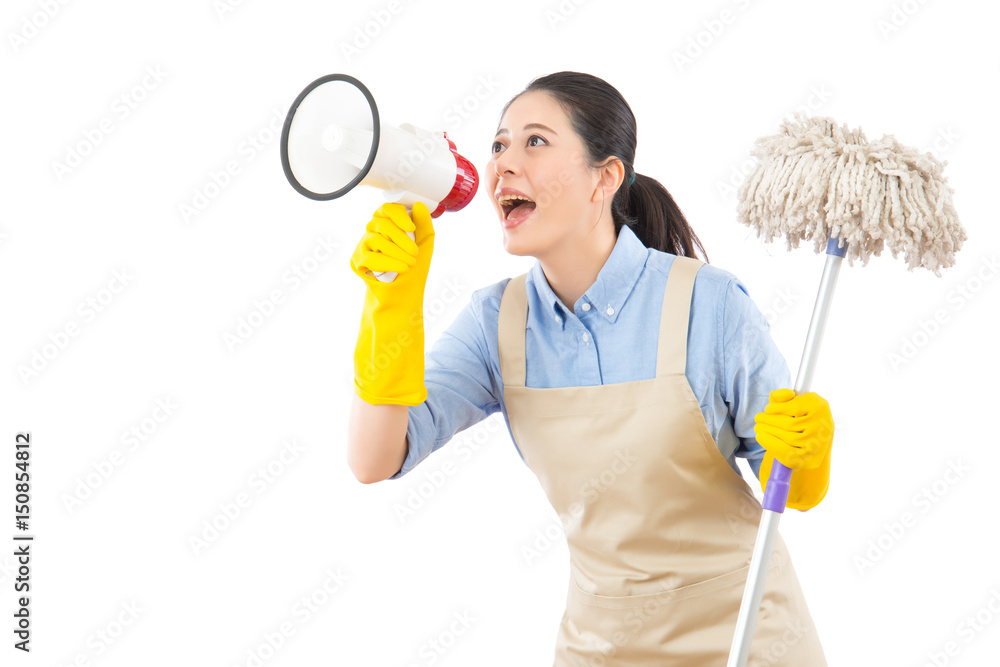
[487,91,606,257]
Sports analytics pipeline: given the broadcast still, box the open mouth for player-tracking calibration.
[498,194,537,224]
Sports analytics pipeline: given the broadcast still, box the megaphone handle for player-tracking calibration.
[368,230,416,283]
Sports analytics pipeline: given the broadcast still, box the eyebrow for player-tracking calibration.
[494,123,558,138]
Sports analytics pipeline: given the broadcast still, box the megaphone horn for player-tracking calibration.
[280,73,479,282]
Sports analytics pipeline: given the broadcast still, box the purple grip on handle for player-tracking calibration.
[762,462,793,513]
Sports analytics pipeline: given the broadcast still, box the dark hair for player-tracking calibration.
[499,71,709,262]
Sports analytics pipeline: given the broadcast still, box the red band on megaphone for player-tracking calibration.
[431,133,479,218]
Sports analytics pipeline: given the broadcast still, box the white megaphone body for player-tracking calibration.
[280,73,479,282]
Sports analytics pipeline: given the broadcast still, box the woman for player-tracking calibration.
[347,71,832,664]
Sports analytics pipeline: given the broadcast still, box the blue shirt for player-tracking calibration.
[390,224,793,483]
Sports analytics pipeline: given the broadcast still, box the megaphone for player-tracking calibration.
[280,73,479,282]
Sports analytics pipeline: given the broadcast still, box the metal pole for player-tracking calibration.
[727,236,846,666]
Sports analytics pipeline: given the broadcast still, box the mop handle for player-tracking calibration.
[761,235,847,511]
[728,234,847,667]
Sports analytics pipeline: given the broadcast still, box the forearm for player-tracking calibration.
[347,393,410,484]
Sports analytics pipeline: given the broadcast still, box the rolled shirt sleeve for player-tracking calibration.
[388,292,501,480]
[721,277,794,481]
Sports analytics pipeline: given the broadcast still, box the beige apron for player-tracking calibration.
[498,256,827,666]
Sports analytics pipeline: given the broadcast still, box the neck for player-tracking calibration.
[537,220,617,310]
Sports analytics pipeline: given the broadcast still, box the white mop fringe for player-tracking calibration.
[736,113,966,277]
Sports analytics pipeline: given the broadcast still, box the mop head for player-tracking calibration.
[736,114,966,276]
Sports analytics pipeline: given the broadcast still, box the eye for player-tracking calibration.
[491,135,546,154]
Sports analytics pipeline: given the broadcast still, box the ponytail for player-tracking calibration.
[618,172,709,261]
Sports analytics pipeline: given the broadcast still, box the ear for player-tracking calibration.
[590,157,626,204]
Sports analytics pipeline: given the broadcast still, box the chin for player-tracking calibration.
[502,229,547,260]
[503,244,532,258]
[500,229,532,257]
[501,234,525,256]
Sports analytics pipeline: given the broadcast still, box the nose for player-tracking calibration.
[492,144,520,179]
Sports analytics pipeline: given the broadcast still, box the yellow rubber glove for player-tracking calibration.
[755,388,834,511]
[349,201,434,405]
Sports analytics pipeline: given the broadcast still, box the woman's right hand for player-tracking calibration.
[349,201,435,406]
[350,202,435,295]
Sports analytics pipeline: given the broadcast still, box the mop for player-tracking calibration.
[727,114,967,666]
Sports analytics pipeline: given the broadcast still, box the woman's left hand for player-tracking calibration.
[754,388,834,470]
[755,388,834,510]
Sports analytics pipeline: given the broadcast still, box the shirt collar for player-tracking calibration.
[527,224,647,328]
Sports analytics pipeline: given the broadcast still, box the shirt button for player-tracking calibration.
[606,306,615,316]
[581,303,591,311]
[554,315,560,324]
[582,333,589,342]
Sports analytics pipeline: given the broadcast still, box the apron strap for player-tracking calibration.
[656,256,704,378]
[498,273,529,387]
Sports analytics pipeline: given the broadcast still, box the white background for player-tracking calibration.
[2,0,998,665]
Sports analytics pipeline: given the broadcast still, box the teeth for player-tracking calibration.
[498,194,535,206]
